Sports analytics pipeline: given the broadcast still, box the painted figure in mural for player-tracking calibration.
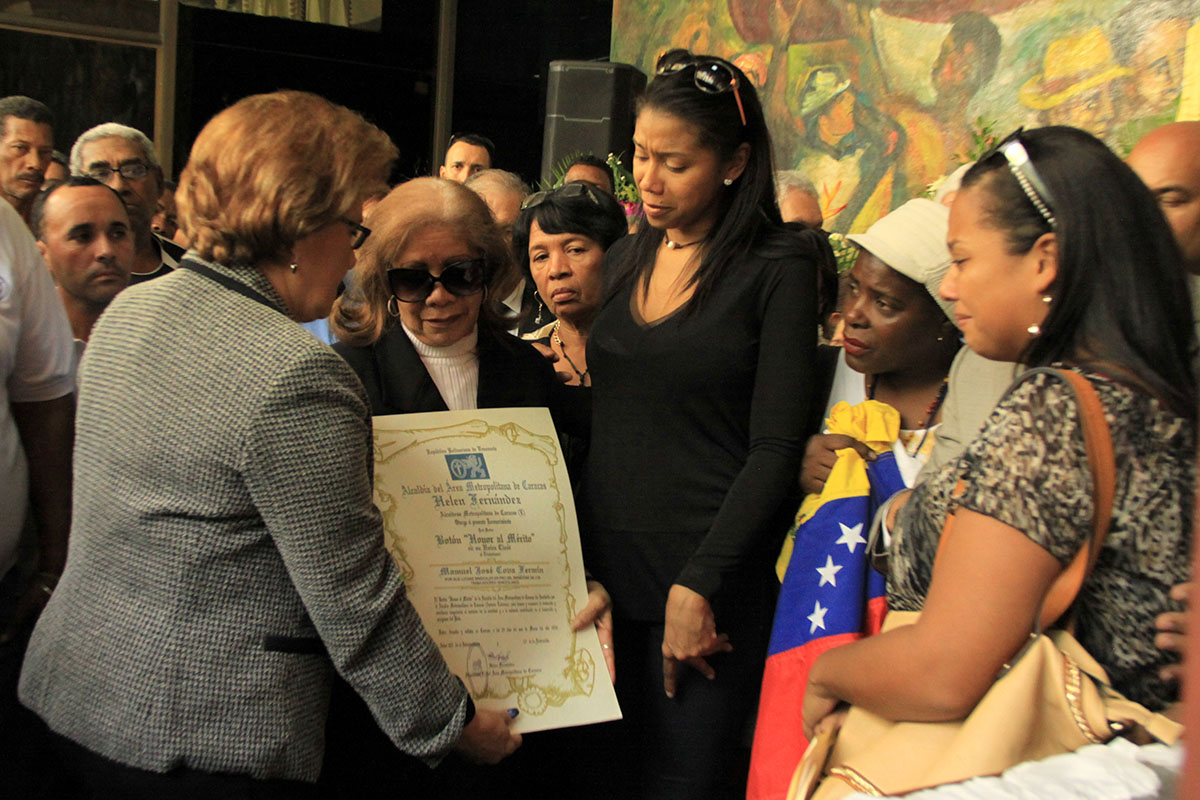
[1018,27,1130,146]
[796,65,905,233]
[931,13,1002,158]
[733,51,768,88]
[1110,0,1197,152]
[881,12,1002,200]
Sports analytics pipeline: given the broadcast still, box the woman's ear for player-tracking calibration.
[725,143,750,183]
[1030,231,1058,295]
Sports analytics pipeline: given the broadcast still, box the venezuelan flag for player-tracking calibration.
[747,400,908,800]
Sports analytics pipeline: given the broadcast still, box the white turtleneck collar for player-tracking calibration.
[401,324,480,410]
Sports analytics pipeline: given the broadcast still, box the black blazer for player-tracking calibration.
[335,322,561,416]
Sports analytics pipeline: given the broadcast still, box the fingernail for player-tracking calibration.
[506,708,519,718]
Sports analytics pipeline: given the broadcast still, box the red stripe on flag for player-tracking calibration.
[747,632,862,800]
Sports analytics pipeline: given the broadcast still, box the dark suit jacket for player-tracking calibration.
[335,322,569,417]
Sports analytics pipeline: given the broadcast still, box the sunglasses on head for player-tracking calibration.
[387,259,487,303]
[984,128,1058,229]
[655,49,747,127]
[521,181,604,211]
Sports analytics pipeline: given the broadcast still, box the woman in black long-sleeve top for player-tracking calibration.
[578,50,823,799]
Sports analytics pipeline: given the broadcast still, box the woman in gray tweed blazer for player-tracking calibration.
[18,91,520,798]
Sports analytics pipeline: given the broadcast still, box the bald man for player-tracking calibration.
[1127,121,1200,275]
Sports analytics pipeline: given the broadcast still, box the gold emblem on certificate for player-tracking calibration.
[372,407,622,733]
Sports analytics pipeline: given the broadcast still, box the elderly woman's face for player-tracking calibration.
[527,219,606,327]
[388,224,484,347]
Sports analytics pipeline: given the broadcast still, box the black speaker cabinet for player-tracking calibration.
[540,60,647,184]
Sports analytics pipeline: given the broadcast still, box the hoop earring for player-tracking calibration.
[534,292,545,325]
[386,295,400,317]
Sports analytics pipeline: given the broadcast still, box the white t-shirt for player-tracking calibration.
[0,201,75,574]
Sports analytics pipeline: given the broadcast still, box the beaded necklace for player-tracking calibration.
[552,322,589,386]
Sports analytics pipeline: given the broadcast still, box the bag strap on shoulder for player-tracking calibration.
[937,367,1114,629]
[1035,368,1115,628]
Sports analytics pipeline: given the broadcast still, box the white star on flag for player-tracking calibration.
[808,601,828,634]
[815,555,842,587]
[836,522,866,553]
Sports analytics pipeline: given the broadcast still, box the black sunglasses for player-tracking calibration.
[387,259,487,303]
[983,128,1058,229]
[655,49,747,126]
[521,181,604,211]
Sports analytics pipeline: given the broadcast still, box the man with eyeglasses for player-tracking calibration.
[439,133,494,183]
[0,96,54,226]
[69,123,185,284]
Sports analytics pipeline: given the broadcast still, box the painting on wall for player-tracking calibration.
[611,0,1199,233]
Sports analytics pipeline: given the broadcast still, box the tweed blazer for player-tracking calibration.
[19,256,469,781]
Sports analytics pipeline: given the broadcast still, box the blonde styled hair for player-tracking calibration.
[332,177,517,346]
[176,90,396,267]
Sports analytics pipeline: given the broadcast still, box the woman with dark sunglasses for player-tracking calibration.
[326,176,605,799]
[576,50,825,798]
[332,177,559,413]
[800,127,1195,779]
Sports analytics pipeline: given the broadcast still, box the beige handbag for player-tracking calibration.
[787,369,1184,800]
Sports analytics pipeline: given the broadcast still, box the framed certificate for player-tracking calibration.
[372,407,621,733]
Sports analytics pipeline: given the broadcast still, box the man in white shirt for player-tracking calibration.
[0,193,75,795]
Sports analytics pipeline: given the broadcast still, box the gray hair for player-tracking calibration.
[464,168,529,199]
[775,170,818,200]
[70,122,159,176]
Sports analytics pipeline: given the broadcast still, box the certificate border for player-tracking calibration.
[373,416,598,718]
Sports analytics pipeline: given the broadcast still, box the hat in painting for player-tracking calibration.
[1019,27,1131,110]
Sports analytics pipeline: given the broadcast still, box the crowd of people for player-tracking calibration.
[0,46,1197,800]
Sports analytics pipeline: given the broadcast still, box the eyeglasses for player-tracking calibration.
[387,259,487,303]
[86,162,149,182]
[655,49,747,127]
[986,129,1058,229]
[341,218,371,250]
[521,181,604,211]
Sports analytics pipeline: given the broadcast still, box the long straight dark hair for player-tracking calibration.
[610,51,781,313]
[962,126,1197,419]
